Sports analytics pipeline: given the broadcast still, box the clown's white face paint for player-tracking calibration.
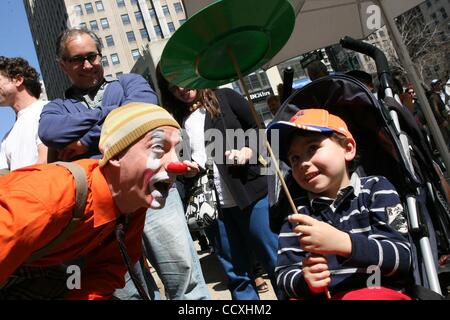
[146,130,169,209]
[146,130,165,170]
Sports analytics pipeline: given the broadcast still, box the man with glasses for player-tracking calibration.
[38,28,209,300]
[39,28,157,160]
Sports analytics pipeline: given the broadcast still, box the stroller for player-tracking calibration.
[268,37,450,298]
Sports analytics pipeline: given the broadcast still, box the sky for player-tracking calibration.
[0,0,42,140]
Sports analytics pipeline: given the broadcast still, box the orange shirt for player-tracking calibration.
[0,159,146,300]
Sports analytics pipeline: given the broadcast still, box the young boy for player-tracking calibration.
[267,109,412,300]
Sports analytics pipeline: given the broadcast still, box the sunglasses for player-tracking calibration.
[64,52,102,65]
[168,83,179,92]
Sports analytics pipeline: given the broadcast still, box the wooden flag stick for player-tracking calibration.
[227,46,331,300]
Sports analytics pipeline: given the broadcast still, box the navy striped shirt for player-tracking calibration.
[276,173,412,299]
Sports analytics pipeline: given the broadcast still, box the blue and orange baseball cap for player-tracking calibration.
[267,108,353,162]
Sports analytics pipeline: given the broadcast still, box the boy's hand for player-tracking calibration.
[302,255,331,294]
[289,214,352,257]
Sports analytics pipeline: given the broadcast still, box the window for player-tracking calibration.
[179,19,186,25]
[111,54,120,65]
[174,2,183,13]
[100,18,109,29]
[74,5,83,16]
[126,31,136,42]
[116,72,124,77]
[99,38,104,48]
[130,0,138,5]
[167,22,175,33]
[85,3,94,14]
[89,20,98,31]
[95,1,104,11]
[79,22,87,29]
[162,5,170,16]
[140,28,149,40]
[106,35,115,47]
[135,11,143,22]
[131,49,141,61]
[116,0,125,8]
[101,56,109,67]
[154,25,162,38]
[244,70,269,91]
[149,8,156,18]
[121,13,130,25]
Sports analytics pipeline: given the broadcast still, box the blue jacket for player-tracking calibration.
[38,73,158,156]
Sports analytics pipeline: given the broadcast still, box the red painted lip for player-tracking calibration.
[143,169,154,188]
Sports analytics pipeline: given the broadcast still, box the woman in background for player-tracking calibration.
[157,66,279,300]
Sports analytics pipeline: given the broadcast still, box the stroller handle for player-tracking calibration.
[340,36,393,95]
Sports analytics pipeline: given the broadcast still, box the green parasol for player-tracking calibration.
[160,0,295,88]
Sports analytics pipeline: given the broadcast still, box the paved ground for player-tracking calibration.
[151,241,277,300]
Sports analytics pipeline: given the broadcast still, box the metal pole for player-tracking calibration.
[378,0,444,295]
[406,196,442,294]
[377,0,450,177]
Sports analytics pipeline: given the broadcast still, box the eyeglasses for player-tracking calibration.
[64,52,102,66]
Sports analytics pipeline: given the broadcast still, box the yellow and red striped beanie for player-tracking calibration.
[99,102,180,167]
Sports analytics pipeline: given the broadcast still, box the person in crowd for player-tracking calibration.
[444,78,450,112]
[157,65,280,300]
[0,56,47,172]
[428,79,449,144]
[399,85,416,113]
[306,60,329,81]
[399,85,427,128]
[346,70,376,96]
[38,28,158,161]
[38,27,209,300]
[267,95,281,116]
[0,103,184,299]
[251,260,269,293]
[277,83,284,103]
[267,108,413,300]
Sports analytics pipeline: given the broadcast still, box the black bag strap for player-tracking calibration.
[115,218,150,300]
[27,162,88,263]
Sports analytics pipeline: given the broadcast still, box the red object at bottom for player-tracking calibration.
[290,287,411,300]
[332,287,411,300]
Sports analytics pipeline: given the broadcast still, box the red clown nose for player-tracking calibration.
[166,162,188,173]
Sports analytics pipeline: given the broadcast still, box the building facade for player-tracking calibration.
[23,0,187,99]
[23,0,70,99]
[356,0,449,85]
